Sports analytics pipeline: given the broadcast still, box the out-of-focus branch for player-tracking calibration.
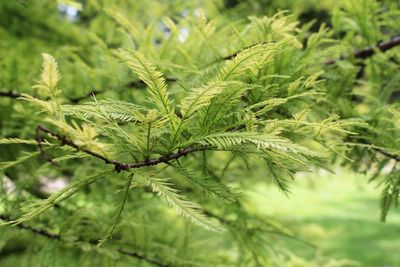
[325,35,400,65]
[0,214,169,267]
[2,36,400,102]
[0,90,22,99]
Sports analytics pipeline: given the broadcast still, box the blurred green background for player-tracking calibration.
[246,170,400,267]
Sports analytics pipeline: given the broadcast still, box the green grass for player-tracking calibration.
[246,169,400,267]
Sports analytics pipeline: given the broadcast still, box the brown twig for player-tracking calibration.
[0,214,169,267]
[36,125,202,173]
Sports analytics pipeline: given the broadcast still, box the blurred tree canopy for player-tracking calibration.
[0,0,399,266]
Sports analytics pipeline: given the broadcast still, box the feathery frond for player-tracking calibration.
[62,99,147,123]
[98,174,133,247]
[380,171,400,222]
[170,162,238,203]
[180,81,234,118]
[216,43,275,81]
[0,151,41,171]
[9,170,113,225]
[114,49,173,116]
[141,174,223,232]
[265,159,291,195]
[191,132,317,156]
[34,53,61,96]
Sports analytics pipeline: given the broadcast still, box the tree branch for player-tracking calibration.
[36,125,202,173]
[0,90,22,99]
[2,36,400,103]
[0,214,60,240]
[325,35,400,65]
[373,147,400,162]
[346,136,400,161]
[0,214,169,267]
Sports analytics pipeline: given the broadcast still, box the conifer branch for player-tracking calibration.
[374,147,400,162]
[346,136,400,161]
[116,249,169,267]
[214,34,400,67]
[215,34,400,67]
[0,90,22,98]
[35,125,202,173]
[2,3,400,265]
[0,214,169,267]
[325,35,400,65]
[36,125,118,165]
[0,214,61,240]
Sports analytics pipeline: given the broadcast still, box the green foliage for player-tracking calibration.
[0,0,399,266]
[115,49,174,116]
